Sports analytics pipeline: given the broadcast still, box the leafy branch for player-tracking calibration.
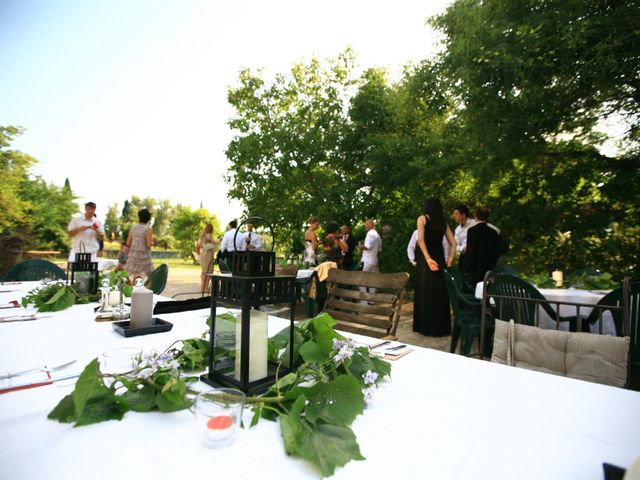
[48,313,391,477]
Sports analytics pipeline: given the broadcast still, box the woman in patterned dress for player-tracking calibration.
[125,208,154,283]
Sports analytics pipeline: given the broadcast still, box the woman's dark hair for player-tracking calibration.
[138,208,152,223]
[423,198,446,230]
[324,221,340,234]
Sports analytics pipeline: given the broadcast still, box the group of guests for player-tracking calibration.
[303,217,382,273]
[410,199,506,337]
[68,202,154,284]
[195,219,264,293]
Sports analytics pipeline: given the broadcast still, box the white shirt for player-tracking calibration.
[362,228,382,265]
[244,231,263,250]
[454,218,476,253]
[220,228,246,253]
[407,230,450,266]
[68,215,104,260]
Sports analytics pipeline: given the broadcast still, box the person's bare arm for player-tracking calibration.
[146,228,153,249]
[416,216,439,271]
[445,225,456,267]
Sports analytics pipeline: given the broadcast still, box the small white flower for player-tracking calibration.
[332,338,343,350]
[363,385,376,405]
[362,370,378,386]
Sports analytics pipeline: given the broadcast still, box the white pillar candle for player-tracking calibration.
[108,290,120,307]
[552,270,564,288]
[235,309,268,382]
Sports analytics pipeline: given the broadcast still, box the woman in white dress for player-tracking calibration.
[303,216,320,266]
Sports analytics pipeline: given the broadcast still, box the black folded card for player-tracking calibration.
[153,296,211,315]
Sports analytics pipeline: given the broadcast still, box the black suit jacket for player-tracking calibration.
[465,222,502,285]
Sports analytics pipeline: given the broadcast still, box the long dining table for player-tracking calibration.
[1,282,639,479]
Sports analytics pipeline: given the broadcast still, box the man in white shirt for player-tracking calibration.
[244,223,263,251]
[407,230,450,267]
[68,202,104,261]
[220,220,246,262]
[361,219,382,273]
[453,205,476,273]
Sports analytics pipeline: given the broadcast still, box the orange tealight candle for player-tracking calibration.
[207,415,233,430]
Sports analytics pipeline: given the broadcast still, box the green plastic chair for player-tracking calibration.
[446,266,475,297]
[444,269,492,356]
[487,274,588,332]
[146,263,168,295]
[585,281,640,371]
[1,259,66,282]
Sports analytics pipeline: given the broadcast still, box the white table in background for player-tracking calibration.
[0,293,639,479]
[475,282,616,335]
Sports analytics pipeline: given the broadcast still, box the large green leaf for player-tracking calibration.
[75,396,127,427]
[348,347,391,385]
[72,358,109,416]
[299,340,326,364]
[48,394,76,423]
[280,407,365,477]
[304,375,364,426]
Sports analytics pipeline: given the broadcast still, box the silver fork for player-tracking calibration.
[0,360,77,380]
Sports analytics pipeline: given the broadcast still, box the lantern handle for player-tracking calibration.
[233,216,275,252]
[78,241,86,253]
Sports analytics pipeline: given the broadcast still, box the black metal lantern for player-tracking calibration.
[201,217,296,394]
[68,251,99,295]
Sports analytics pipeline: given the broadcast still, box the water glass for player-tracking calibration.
[194,388,245,448]
[101,347,142,375]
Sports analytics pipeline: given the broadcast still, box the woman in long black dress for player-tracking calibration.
[413,198,456,336]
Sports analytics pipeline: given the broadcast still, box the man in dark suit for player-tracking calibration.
[465,206,504,285]
[340,224,357,270]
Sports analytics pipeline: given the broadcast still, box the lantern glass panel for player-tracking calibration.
[73,270,95,294]
[213,309,269,385]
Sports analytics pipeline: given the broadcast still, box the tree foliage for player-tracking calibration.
[225,3,640,279]
[170,206,221,260]
[0,127,77,251]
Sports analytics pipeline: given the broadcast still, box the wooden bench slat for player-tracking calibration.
[325,308,391,330]
[325,298,395,318]
[332,322,389,339]
[330,287,397,303]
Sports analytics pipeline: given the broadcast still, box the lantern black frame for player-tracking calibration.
[68,252,99,295]
[200,273,297,395]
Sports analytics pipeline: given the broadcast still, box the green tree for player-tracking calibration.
[20,176,77,250]
[170,206,221,260]
[0,126,36,234]
[432,0,640,159]
[226,50,362,246]
[104,203,121,242]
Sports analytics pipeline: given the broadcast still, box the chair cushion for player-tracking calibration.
[491,319,630,387]
[565,333,629,388]
[492,319,567,376]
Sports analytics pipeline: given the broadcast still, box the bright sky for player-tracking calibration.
[0,0,452,224]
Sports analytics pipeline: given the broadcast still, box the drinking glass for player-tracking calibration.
[194,388,245,448]
[101,347,142,375]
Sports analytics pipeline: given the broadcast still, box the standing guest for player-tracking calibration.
[303,216,320,266]
[322,222,347,266]
[68,201,104,261]
[361,219,382,273]
[453,204,476,274]
[244,223,263,251]
[220,220,245,262]
[197,224,219,294]
[124,208,154,283]
[340,224,357,269]
[413,198,456,336]
[465,206,503,285]
[407,230,451,267]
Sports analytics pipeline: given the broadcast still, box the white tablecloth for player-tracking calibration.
[1,286,639,479]
[475,283,616,335]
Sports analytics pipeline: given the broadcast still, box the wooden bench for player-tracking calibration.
[323,269,410,339]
